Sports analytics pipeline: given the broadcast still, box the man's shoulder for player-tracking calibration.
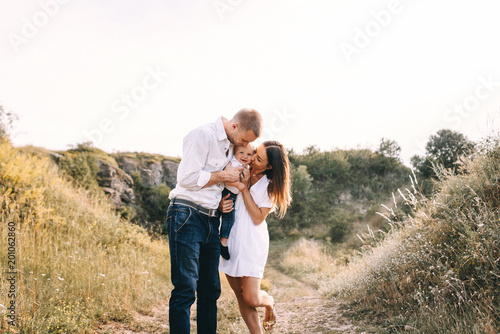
[187,121,217,139]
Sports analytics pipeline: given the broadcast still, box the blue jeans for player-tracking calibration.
[166,204,221,334]
[219,188,237,239]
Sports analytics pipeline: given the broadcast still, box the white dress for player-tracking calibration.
[219,175,273,278]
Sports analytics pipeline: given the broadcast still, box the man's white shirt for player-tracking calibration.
[169,117,232,209]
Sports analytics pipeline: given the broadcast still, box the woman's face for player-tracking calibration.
[250,144,270,172]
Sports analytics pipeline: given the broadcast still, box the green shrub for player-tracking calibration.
[327,209,356,243]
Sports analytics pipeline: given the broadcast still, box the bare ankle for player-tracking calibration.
[220,237,228,246]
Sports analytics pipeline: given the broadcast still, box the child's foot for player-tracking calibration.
[220,243,230,260]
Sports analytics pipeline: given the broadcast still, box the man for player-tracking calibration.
[167,108,263,334]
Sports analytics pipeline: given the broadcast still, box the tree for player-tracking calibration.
[376,138,401,161]
[411,129,474,179]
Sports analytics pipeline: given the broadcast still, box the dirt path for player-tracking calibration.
[98,244,371,334]
[257,244,364,334]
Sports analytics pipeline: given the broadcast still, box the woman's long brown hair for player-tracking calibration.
[262,141,292,218]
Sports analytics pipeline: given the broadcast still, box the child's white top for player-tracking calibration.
[225,157,242,194]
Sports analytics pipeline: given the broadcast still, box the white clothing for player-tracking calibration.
[219,175,273,278]
[169,117,232,209]
[224,157,242,195]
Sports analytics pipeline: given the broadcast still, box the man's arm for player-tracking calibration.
[177,129,242,190]
[202,162,242,188]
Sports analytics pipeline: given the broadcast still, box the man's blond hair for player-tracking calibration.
[232,108,263,138]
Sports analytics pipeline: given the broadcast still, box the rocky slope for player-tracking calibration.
[99,153,179,208]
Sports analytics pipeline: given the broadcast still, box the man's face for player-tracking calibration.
[229,126,258,147]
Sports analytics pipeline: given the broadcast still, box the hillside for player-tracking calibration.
[18,143,180,232]
[269,145,412,249]
[0,139,172,333]
[20,142,412,246]
[280,136,500,333]
[3,131,496,333]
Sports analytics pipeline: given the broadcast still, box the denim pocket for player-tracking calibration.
[168,207,192,233]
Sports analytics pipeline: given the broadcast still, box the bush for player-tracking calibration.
[130,172,171,230]
[273,146,410,240]
[327,209,356,243]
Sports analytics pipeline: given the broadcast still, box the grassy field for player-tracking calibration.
[0,139,172,333]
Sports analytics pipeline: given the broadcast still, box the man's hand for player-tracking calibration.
[203,162,244,189]
[223,161,243,183]
[218,193,233,213]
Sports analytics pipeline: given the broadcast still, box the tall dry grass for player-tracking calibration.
[281,137,500,333]
[0,139,171,333]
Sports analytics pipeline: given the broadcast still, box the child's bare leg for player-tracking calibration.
[220,237,228,246]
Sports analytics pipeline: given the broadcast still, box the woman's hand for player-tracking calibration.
[236,168,250,192]
[225,168,250,192]
[218,193,234,213]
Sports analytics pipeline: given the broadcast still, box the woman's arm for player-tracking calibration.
[228,169,271,225]
[239,187,271,226]
[236,169,271,225]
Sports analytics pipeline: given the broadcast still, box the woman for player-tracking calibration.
[219,140,292,333]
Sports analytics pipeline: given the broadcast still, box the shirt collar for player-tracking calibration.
[215,116,229,142]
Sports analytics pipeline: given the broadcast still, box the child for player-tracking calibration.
[220,144,254,260]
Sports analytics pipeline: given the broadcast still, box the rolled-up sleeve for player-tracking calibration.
[177,129,211,190]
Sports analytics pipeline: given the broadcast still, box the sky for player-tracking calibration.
[1,0,500,166]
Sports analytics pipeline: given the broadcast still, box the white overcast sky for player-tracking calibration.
[1,0,500,165]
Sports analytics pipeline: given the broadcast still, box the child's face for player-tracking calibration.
[234,145,254,165]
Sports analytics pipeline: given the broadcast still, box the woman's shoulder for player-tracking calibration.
[255,174,270,187]
[251,175,269,194]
